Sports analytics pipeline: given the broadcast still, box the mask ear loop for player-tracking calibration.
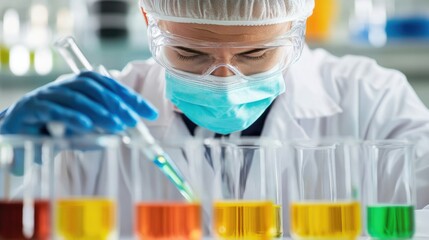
[290,20,306,64]
[139,0,149,26]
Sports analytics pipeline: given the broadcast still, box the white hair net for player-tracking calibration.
[139,0,315,26]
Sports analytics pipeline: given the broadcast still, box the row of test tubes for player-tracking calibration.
[0,135,415,240]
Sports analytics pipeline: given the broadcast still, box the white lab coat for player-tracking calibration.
[58,45,429,236]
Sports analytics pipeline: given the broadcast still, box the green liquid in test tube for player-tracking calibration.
[54,36,196,202]
[367,205,415,238]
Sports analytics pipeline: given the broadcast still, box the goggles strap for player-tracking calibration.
[140,7,149,26]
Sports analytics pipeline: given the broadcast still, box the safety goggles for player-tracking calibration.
[147,16,306,80]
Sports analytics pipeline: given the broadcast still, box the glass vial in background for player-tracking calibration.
[51,135,120,240]
[364,140,415,239]
[288,139,362,240]
[0,136,51,240]
[305,0,338,42]
[385,0,429,40]
[349,0,388,47]
[89,0,129,40]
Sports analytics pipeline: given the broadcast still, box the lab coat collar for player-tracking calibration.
[285,44,343,119]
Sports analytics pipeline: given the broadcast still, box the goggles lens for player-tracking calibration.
[148,17,305,79]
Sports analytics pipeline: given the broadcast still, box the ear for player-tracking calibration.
[140,7,149,26]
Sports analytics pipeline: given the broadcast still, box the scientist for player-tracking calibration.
[2,0,429,236]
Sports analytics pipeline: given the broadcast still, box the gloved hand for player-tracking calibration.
[0,71,158,176]
[0,71,158,135]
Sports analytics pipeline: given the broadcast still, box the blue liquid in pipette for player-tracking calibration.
[153,155,195,202]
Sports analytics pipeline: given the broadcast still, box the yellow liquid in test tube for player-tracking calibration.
[291,201,361,240]
[214,201,281,240]
[56,198,116,240]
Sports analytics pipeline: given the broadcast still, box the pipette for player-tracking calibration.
[54,36,195,202]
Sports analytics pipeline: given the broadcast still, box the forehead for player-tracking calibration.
[158,21,292,43]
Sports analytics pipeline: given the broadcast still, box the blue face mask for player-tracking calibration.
[165,70,286,134]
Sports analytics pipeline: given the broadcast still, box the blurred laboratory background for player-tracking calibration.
[0,0,428,110]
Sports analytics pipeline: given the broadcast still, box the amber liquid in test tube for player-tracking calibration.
[214,201,281,240]
[205,139,283,240]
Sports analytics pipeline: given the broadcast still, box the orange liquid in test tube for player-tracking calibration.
[135,202,202,240]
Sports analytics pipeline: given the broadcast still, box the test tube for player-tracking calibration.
[54,36,195,202]
[206,138,283,239]
[131,139,204,240]
[52,135,120,240]
[288,139,362,240]
[364,140,415,239]
[0,136,51,240]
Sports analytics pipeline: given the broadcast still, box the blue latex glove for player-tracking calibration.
[0,71,158,175]
[0,71,158,135]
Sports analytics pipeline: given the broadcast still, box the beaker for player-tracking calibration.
[204,138,283,240]
[0,135,51,240]
[364,140,415,239]
[51,134,120,240]
[288,139,362,240]
[130,138,203,240]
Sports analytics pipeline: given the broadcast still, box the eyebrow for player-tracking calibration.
[174,46,208,55]
[239,48,270,55]
[173,46,269,55]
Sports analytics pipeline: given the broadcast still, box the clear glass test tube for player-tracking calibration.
[51,135,120,240]
[288,139,362,240]
[204,138,283,240]
[130,138,203,240]
[0,135,51,240]
[364,140,415,239]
